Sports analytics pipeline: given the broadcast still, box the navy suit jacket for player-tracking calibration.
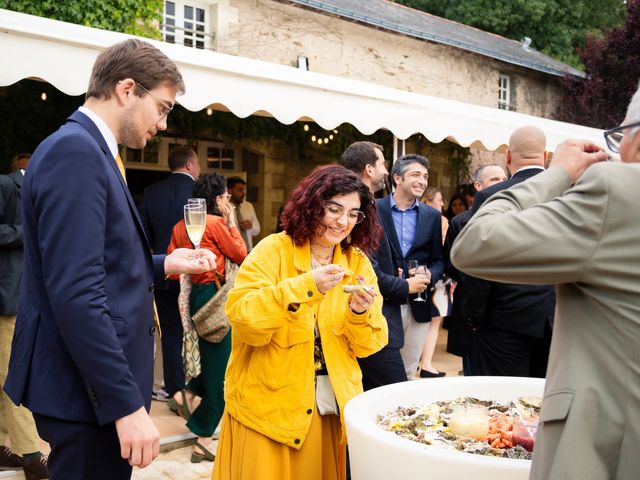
[0,171,23,316]
[4,110,165,426]
[138,172,194,289]
[376,196,444,323]
[465,168,555,337]
[371,227,407,349]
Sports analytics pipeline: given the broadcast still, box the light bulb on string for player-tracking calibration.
[311,135,316,142]
[41,92,47,101]
[303,124,309,132]
[206,108,213,116]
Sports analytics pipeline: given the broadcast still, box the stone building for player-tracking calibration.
[0,1,590,238]
[155,0,584,236]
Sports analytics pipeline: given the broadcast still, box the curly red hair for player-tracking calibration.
[281,165,381,254]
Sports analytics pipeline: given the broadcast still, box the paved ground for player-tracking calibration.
[1,330,461,480]
[132,447,213,480]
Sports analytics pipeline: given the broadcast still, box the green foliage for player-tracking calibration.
[394,0,626,68]
[0,0,163,39]
[556,0,640,128]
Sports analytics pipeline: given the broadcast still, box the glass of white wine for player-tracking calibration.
[184,203,206,252]
[187,197,206,207]
[408,260,428,302]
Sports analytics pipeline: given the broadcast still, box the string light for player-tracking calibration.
[317,138,323,145]
[329,134,334,140]
[206,108,213,116]
[40,92,47,101]
[311,135,317,142]
[324,138,329,144]
[303,124,309,132]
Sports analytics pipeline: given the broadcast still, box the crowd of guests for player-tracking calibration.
[1,37,639,480]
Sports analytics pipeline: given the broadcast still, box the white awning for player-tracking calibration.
[0,9,604,151]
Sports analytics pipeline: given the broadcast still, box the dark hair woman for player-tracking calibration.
[166,172,247,463]
[445,192,468,220]
[212,165,388,480]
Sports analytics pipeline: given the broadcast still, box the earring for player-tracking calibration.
[346,234,352,244]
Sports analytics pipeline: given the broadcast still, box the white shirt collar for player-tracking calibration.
[78,106,119,160]
[172,171,195,180]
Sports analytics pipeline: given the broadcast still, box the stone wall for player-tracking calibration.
[212,0,562,115]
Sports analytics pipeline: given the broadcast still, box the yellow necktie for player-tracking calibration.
[115,152,161,336]
[115,153,127,183]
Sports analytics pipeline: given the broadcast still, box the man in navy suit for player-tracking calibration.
[138,146,200,403]
[376,154,444,380]
[3,39,216,479]
[464,126,555,377]
[340,143,430,389]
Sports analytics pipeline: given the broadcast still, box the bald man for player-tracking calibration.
[460,126,556,377]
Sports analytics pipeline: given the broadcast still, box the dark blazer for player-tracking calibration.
[138,172,194,290]
[465,168,555,337]
[371,227,407,349]
[138,172,194,255]
[443,209,472,356]
[0,171,23,315]
[4,110,165,426]
[376,196,444,323]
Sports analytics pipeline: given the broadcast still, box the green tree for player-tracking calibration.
[556,0,640,128]
[0,0,163,39]
[394,0,626,68]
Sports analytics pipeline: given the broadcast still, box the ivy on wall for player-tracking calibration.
[0,0,163,39]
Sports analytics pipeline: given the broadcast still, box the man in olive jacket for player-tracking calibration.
[451,84,640,479]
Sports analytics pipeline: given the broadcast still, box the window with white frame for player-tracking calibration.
[498,74,511,110]
[163,1,211,50]
[205,142,237,170]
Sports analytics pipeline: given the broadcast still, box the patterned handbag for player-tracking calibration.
[191,258,238,343]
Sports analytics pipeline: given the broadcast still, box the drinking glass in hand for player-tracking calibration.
[184,203,206,250]
[408,260,428,302]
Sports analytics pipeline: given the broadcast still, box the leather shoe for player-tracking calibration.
[419,369,446,378]
[23,454,48,480]
[0,445,23,470]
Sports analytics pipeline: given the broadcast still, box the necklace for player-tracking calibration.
[310,248,334,269]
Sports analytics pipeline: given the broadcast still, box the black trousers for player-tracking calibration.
[154,281,184,396]
[469,322,552,378]
[34,414,132,480]
[358,347,408,391]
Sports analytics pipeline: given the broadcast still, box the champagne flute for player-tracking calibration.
[408,260,428,302]
[184,203,206,252]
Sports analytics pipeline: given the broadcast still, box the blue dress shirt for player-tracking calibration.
[390,194,420,258]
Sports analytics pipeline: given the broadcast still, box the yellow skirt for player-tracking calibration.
[211,405,346,480]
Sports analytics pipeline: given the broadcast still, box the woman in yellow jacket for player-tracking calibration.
[212,165,388,480]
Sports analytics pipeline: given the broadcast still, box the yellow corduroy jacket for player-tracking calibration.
[223,232,388,449]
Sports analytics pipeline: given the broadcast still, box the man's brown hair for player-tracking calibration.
[168,146,196,171]
[86,39,185,100]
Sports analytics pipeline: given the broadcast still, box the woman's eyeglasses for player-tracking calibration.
[324,202,365,224]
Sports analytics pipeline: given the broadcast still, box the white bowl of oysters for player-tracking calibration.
[344,376,544,480]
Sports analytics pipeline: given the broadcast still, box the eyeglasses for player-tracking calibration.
[135,82,174,118]
[324,202,366,224]
[604,120,640,153]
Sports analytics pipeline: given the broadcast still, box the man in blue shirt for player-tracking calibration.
[376,154,444,379]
